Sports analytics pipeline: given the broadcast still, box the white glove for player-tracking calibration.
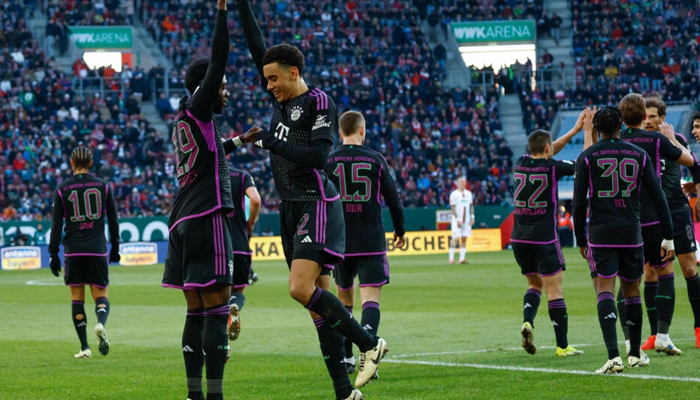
[661,239,675,252]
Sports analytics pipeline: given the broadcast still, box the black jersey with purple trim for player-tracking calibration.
[326,144,406,255]
[49,174,119,257]
[169,105,234,228]
[620,127,682,224]
[573,138,673,247]
[511,155,574,243]
[265,86,339,201]
[236,0,338,202]
[168,9,232,229]
[228,168,255,254]
[664,133,692,213]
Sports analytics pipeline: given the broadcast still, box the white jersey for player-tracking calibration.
[450,189,473,224]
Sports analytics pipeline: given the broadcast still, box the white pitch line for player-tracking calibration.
[382,359,700,382]
[389,338,697,358]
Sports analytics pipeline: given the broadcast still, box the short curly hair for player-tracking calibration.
[263,44,305,73]
[185,58,210,94]
[593,106,623,137]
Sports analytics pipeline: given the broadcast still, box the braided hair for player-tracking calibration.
[593,106,623,138]
[71,146,93,170]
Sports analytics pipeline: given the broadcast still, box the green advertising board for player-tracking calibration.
[69,26,133,49]
[451,20,535,44]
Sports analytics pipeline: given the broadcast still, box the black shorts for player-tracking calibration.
[64,256,109,288]
[232,253,252,289]
[642,224,675,267]
[512,242,565,276]
[163,211,234,290]
[279,199,345,271]
[672,210,697,255]
[334,254,389,290]
[587,246,644,281]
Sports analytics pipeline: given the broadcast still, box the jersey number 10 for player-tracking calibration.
[67,189,103,222]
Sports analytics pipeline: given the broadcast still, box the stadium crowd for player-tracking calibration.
[0,0,515,223]
[519,0,700,134]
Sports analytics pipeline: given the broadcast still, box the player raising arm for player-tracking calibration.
[236,1,388,398]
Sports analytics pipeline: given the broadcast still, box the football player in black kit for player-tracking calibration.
[226,166,261,344]
[510,110,587,358]
[236,1,388,398]
[161,1,259,399]
[574,106,675,374]
[325,111,406,375]
[49,146,120,360]
[618,94,694,356]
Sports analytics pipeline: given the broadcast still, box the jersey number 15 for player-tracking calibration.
[332,163,372,202]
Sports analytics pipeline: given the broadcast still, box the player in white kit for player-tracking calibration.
[449,177,474,264]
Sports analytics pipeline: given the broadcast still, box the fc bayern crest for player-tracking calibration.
[291,106,303,121]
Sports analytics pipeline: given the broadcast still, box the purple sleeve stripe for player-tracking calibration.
[186,109,216,152]
[170,207,221,232]
[68,283,107,288]
[313,318,325,328]
[655,139,662,181]
[310,88,328,110]
[162,283,187,290]
[183,280,218,289]
[623,296,643,306]
[377,163,383,204]
[232,251,253,255]
[640,221,660,227]
[64,252,108,257]
[344,251,388,256]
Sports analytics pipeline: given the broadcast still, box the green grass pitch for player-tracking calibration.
[1,249,699,399]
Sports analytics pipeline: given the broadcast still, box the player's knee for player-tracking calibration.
[289,284,313,304]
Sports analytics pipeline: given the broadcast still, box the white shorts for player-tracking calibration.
[451,220,472,238]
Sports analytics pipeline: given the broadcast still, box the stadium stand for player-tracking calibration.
[1,0,515,222]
